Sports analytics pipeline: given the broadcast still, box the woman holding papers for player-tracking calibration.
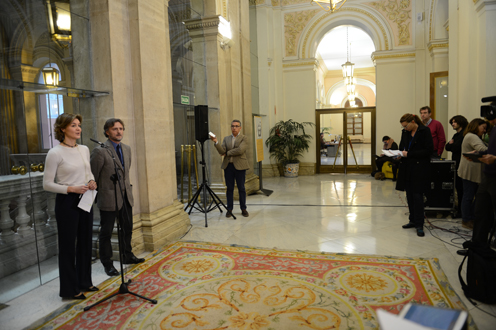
[43,113,98,299]
[457,118,488,229]
[396,113,434,237]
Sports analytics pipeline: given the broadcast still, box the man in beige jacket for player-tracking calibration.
[210,120,250,217]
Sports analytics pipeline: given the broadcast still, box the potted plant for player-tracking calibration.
[265,119,315,177]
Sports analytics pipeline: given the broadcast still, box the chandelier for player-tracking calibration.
[311,0,347,13]
[342,27,357,106]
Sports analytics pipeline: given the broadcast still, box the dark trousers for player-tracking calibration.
[224,163,246,211]
[455,173,463,213]
[472,172,496,245]
[405,182,425,228]
[461,179,478,223]
[55,193,94,297]
[99,193,133,266]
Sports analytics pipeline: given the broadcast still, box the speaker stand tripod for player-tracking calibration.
[184,140,234,227]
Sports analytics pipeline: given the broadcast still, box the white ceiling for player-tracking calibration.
[316,25,376,72]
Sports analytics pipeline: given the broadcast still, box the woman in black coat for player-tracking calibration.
[396,113,434,237]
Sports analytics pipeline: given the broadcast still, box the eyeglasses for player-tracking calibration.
[231,125,240,128]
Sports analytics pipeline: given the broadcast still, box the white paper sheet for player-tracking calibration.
[78,190,97,212]
[377,309,434,330]
[382,149,403,157]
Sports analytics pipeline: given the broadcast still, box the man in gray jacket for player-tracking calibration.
[91,118,144,276]
[210,119,250,218]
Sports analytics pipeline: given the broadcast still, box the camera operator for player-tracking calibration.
[458,100,496,255]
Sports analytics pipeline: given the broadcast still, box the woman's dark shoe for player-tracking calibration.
[416,228,425,237]
[457,249,468,256]
[85,286,99,292]
[73,293,86,300]
[402,223,416,229]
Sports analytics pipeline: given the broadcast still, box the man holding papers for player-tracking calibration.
[375,136,400,180]
[91,118,144,277]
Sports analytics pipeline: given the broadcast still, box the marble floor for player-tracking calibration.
[1,174,495,329]
[321,143,372,165]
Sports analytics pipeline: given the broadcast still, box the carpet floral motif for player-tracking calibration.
[31,241,474,330]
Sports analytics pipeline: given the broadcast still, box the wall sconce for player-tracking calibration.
[46,0,72,48]
[42,67,60,86]
[219,16,234,50]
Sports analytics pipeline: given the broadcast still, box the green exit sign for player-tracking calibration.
[181,95,190,105]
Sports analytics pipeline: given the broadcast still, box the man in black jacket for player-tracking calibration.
[445,115,468,218]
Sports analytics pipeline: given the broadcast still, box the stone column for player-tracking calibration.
[89,0,190,252]
[184,16,225,198]
[476,0,496,99]
[185,3,259,201]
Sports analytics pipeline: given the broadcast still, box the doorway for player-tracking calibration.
[316,107,376,173]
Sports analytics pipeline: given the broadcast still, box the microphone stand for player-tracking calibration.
[84,141,157,311]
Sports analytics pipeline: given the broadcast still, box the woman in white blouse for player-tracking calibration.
[43,113,98,299]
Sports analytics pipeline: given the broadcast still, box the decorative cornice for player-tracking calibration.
[475,0,496,13]
[283,60,318,68]
[371,52,415,61]
[301,7,390,59]
[184,17,220,31]
[427,42,448,53]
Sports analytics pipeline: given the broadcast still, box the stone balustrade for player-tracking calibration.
[0,172,58,279]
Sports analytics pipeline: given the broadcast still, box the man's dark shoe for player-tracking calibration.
[104,265,119,276]
[123,256,145,264]
[416,228,425,237]
[226,210,233,218]
[242,210,249,217]
[457,249,468,256]
[402,223,416,229]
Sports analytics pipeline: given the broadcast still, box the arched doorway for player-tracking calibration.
[314,25,376,173]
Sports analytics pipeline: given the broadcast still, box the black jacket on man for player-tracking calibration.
[396,125,434,192]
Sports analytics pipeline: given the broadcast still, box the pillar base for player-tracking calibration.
[140,200,191,251]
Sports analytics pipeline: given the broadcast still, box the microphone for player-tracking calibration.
[90,138,106,147]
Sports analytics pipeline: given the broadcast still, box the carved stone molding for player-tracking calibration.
[474,0,496,13]
[284,9,319,57]
[301,7,391,59]
[371,51,415,65]
[184,16,221,31]
[427,40,448,54]
[368,0,412,46]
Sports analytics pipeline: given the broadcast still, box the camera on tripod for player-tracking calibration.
[481,96,496,120]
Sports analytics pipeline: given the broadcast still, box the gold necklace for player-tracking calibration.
[62,141,77,148]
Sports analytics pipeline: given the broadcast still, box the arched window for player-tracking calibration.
[38,63,64,150]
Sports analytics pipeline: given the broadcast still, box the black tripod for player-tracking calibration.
[184,140,233,227]
[84,141,157,311]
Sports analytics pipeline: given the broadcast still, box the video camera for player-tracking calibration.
[481,96,496,120]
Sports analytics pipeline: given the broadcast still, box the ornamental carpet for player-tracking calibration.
[30,241,475,330]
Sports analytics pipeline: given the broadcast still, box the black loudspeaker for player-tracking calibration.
[194,105,209,142]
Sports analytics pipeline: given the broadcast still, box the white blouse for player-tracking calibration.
[43,144,95,194]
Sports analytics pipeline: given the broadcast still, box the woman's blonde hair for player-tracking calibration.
[54,113,83,142]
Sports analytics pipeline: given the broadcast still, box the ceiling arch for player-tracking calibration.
[298,5,394,60]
